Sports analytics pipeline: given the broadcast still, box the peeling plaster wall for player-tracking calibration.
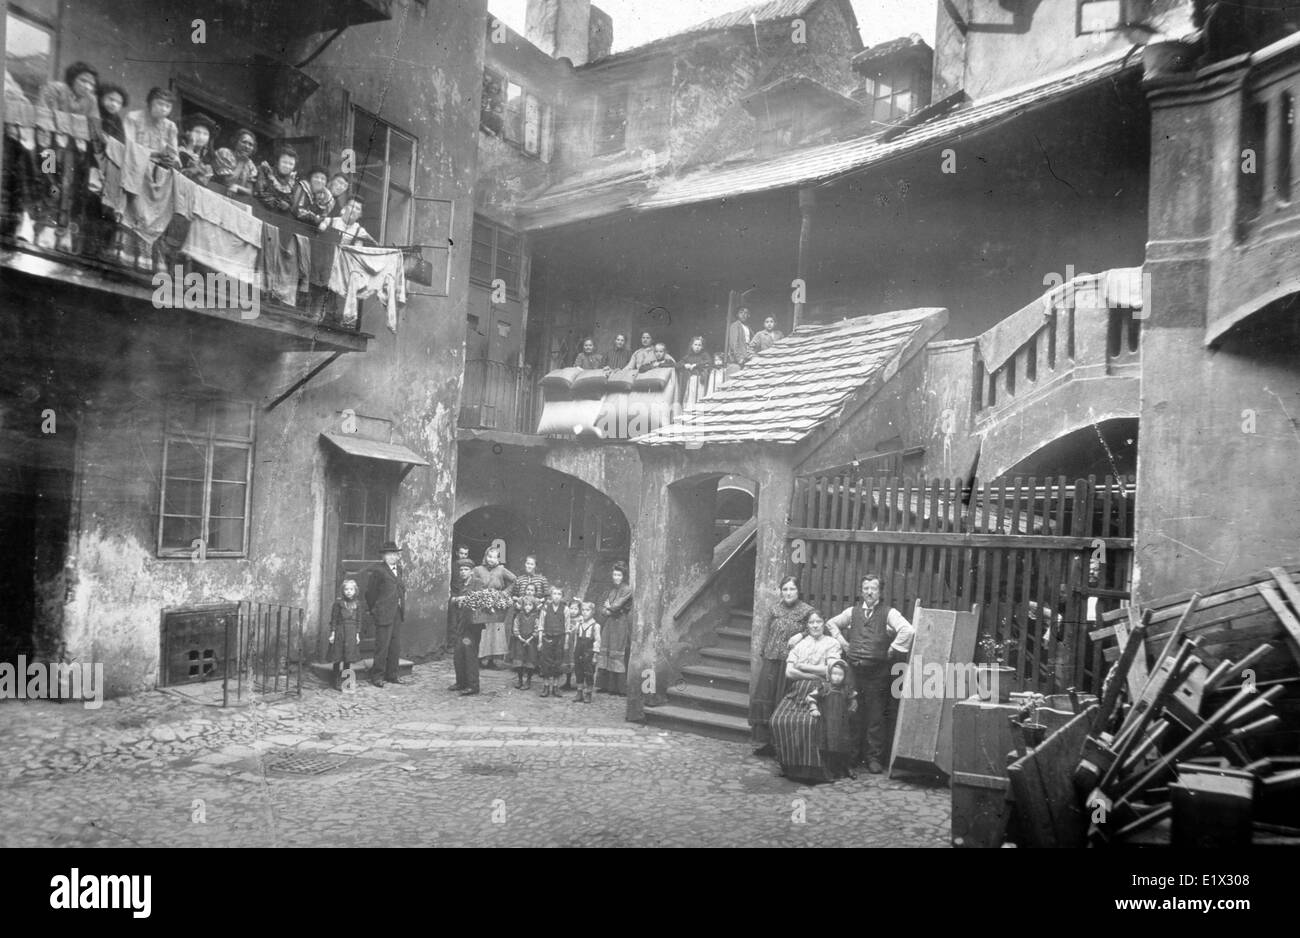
[15,0,488,690]
[629,445,792,720]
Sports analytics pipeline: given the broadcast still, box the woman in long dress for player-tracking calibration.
[596,561,633,695]
[471,546,516,667]
[677,336,712,411]
[749,577,815,754]
[770,613,845,783]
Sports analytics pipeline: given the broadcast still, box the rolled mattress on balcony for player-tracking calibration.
[537,372,678,439]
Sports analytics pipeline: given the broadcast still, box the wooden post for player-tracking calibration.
[794,187,816,330]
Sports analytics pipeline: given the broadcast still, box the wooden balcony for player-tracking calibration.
[459,359,541,435]
[1,132,372,354]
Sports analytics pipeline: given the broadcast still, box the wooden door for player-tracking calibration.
[331,471,395,654]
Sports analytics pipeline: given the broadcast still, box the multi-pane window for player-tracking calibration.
[351,107,416,245]
[159,398,254,558]
[868,70,913,124]
[470,216,522,297]
[5,7,53,100]
[595,90,628,155]
[481,67,552,160]
[340,477,391,571]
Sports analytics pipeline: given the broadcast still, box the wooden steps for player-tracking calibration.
[644,605,755,741]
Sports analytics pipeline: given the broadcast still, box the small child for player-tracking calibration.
[563,597,582,691]
[509,586,540,690]
[537,585,568,698]
[571,601,601,704]
[327,578,363,690]
[814,659,858,779]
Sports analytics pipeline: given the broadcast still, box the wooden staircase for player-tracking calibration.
[644,607,753,742]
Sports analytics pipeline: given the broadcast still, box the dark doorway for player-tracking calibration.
[0,394,77,664]
[322,460,399,657]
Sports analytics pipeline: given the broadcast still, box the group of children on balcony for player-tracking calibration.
[3,60,376,267]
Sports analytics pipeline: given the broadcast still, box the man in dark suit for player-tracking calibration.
[447,558,477,692]
[726,307,753,375]
[365,540,407,687]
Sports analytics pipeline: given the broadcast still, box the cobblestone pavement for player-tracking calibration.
[0,659,950,848]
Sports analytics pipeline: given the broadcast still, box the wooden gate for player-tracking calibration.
[787,475,1134,695]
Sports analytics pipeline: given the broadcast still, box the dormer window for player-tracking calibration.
[867,71,914,124]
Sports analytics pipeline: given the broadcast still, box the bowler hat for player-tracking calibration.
[380,541,401,554]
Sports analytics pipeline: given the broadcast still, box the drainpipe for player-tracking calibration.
[793,186,816,330]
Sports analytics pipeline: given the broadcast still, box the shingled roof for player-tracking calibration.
[636,307,946,447]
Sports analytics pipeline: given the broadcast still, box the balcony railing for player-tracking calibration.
[1,106,373,340]
[459,359,541,434]
[973,268,1143,419]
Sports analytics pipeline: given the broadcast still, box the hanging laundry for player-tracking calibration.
[261,222,300,307]
[294,233,312,294]
[120,153,175,247]
[182,215,260,285]
[327,244,407,332]
[100,136,126,217]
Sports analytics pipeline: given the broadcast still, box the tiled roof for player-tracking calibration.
[519,49,1138,230]
[636,307,945,447]
[851,33,930,70]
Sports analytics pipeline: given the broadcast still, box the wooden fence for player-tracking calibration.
[787,475,1135,695]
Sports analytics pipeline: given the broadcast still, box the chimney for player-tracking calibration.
[589,6,613,61]
[525,0,597,65]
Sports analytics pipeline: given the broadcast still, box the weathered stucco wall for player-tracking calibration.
[12,0,487,690]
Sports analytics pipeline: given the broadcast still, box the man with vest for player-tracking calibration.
[825,574,915,774]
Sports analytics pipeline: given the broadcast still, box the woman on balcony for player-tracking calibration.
[32,62,100,252]
[595,561,633,696]
[97,84,127,142]
[677,335,712,409]
[749,577,815,755]
[179,113,217,186]
[573,337,604,370]
[292,166,335,226]
[212,128,259,197]
[256,144,298,214]
[471,546,516,669]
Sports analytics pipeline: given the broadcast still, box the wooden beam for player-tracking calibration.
[785,526,1132,551]
[1257,583,1300,667]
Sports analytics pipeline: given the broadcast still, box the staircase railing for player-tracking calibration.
[671,517,757,621]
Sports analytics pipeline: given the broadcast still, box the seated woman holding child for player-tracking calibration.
[769,612,857,783]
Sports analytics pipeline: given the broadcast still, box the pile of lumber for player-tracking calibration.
[1004,565,1300,846]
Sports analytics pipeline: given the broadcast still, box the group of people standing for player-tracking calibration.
[568,308,785,408]
[748,573,914,782]
[447,547,633,704]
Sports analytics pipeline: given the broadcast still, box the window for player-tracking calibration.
[470,216,522,297]
[351,108,416,245]
[1078,0,1133,35]
[340,476,391,572]
[481,67,552,161]
[159,398,255,558]
[869,70,914,124]
[5,7,53,101]
[595,90,628,155]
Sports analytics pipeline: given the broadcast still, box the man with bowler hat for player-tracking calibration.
[365,540,408,687]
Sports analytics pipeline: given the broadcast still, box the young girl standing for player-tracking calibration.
[327,578,363,690]
[537,585,568,698]
[571,601,601,704]
[509,586,541,689]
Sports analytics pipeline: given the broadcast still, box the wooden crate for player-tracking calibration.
[950,696,1019,848]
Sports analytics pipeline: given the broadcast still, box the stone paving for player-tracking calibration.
[0,659,951,847]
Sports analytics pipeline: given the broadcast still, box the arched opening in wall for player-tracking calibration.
[998,418,1138,483]
[453,468,630,602]
[714,474,756,544]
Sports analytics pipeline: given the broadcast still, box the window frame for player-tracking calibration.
[4,4,56,102]
[157,397,255,560]
[481,66,553,162]
[469,215,523,299]
[1076,0,1133,36]
[350,106,417,245]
